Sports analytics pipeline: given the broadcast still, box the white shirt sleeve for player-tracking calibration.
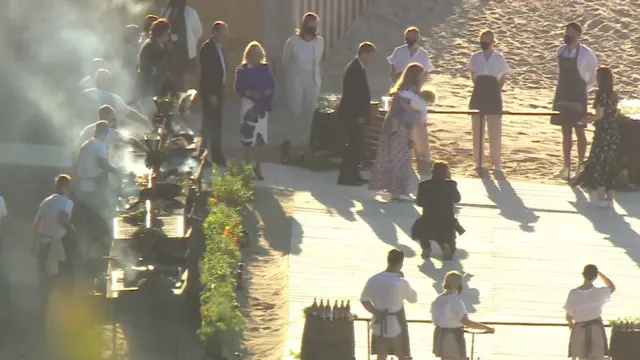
[500,55,511,77]
[563,292,574,315]
[112,94,131,119]
[190,8,203,44]
[387,48,398,66]
[360,278,373,302]
[597,287,612,304]
[458,298,469,316]
[580,48,598,89]
[420,49,434,72]
[403,279,418,304]
[465,54,475,72]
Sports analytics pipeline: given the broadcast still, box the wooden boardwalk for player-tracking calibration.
[256,165,640,360]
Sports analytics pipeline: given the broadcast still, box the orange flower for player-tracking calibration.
[203,309,210,317]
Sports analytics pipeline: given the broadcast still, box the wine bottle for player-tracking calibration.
[311,298,319,316]
[318,299,325,319]
[339,300,346,320]
[345,300,352,320]
[333,300,339,320]
[326,299,332,321]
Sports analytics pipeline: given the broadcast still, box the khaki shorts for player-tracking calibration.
[374,335,405,358]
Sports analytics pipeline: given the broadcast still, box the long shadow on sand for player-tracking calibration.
[418,249,481,314]
[481,177,539,232]
[570,187,640,266]
[249,186,301,255]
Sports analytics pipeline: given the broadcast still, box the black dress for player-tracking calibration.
[576,90,620,190]
[138,39,170,97]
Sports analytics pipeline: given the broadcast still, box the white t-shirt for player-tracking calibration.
[556,44,598,89]
[466,50,511,80]
[79,75,96,90]
[360,271,418,338]
[77,138,108,192]
[563,287,612,323]
[431,293,468,328]
[36,194,73,243]
[79,88,131,121]
[387,45,434,74]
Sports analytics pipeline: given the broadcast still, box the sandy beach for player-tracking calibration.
[320,0,640,182]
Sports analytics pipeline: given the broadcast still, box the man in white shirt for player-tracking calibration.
[551,22,598,179]
[74,121,120,243]
[564,264,615,360]
[32,175,75,295]
[388,27,434,172]
[78,69,149,129]
[361,249,417,360]
[79,58,107,91]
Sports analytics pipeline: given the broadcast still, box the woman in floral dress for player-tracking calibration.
[369,63,425,201]
[573,66,620,208]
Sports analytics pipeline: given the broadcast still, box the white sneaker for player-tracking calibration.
[553,167,569,179]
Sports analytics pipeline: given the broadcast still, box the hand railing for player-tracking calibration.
[353,317,612,360]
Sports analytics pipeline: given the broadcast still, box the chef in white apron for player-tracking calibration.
[466,30,510,176]
[564,264,615,360]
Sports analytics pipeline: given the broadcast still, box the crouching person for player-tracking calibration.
[412,161,464,260]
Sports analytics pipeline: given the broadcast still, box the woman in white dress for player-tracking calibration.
[564,264,615,360]
[234,41,275,180]
[281,12,324,163]
[466,30,510,176]
[431,271,494,360]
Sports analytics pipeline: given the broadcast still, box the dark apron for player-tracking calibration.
[568,317,608,358]
[551,46,588,128]
[370,307,411,357]
[469,74,503,115]
[433,326,466,359]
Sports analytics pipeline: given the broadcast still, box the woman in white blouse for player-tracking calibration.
[281,12,324,163]
[466,30,510,176]
[431,271,494,360]
[564,264,615,360]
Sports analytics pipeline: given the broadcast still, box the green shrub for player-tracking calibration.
[198,162,253,345]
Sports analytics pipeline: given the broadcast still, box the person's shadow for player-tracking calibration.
[570,187,640,265]
[482,177,539,232]
[357,198,418,258]
[418,249,481,313]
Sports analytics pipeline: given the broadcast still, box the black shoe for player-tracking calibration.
[421,249,431,259]
[280,141,291,164]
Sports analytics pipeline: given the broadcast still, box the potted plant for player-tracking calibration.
[609,316,640,360]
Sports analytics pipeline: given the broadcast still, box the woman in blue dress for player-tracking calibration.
[234,41,275,180]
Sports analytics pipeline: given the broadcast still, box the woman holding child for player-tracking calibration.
[234,41,275,181]
[369,62,428,201]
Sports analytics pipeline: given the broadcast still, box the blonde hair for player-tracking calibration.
[405,26,420,36]
[242,41,267,65]
[390,62,424,96]
[442,271,463,290]
[419,87,437,104]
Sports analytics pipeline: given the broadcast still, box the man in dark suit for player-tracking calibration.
[199,21,228,167]
[337,42,376,186]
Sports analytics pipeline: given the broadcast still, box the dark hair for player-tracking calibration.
[565,22,583,35]
[99,105,115,120]
[583,264,598,281]
[357,42,376,55]
[144,15,159,34]
[150,19,171,39]
[212,21,227,34]
[596,66,617,103]
[387,249,404,266]
[297,12,319,38]
[432,161,450,179]
[55,174,71,192]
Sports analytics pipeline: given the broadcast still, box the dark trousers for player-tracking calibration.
[338,122,363,182]
[201,95,226,166]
